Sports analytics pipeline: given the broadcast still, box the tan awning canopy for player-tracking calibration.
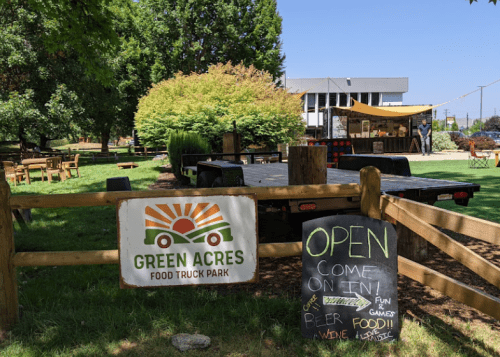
[330,100,437,117]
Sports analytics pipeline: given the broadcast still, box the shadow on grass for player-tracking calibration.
[398,277,500,357]
[3,159,500,356]
[8,270,500,357]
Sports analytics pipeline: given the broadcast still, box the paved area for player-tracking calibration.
[389,151,469,162]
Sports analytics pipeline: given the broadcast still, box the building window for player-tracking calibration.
[371,93,380,106]
[329,93,337,107]
[318,93,326,108]
[361,93,369,104]
[350,93,358,103]
[339,93,347,107]
[307,93,315,111]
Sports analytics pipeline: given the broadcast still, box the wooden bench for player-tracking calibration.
[117,162,138,169]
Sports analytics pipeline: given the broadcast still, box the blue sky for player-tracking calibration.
[276,0,499,123]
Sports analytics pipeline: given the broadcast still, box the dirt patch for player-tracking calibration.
[149,169,500,330]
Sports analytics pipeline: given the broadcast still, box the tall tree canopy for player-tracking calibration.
[138,0,285,82]
[135,62,304,151]
[75,1,156,152]
[1,0,287,152]
[0,0,150,150]
[0,0,86,148]
[26,0,121,84]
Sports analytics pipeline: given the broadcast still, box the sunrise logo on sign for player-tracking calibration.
[143,203,234,249]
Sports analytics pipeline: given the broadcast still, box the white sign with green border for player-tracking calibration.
[117,194,258,288]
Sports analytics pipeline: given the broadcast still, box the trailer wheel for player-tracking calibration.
[207,232,221,246]
[157,234,172,249]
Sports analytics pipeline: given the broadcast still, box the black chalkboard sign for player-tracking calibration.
[301,215,398,341]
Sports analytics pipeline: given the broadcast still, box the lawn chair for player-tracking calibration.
[46,157,66,183]
[468,140,490,169]
[63,154,80,178]
[2,161,25,186]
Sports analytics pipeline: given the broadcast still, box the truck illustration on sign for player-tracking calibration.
[143,202,234,249]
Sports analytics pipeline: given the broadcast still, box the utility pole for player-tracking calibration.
[466,113,469,130]
[444,109,448,129]
[478,85,485,131]
[327,77,330,139]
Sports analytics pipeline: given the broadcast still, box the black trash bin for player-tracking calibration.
[106,177,132,191]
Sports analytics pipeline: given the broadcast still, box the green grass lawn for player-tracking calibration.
[410,158,500,223]
[1,156,499,356]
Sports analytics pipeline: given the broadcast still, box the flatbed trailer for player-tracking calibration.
[184,158,480,216]
[240,163,479,206]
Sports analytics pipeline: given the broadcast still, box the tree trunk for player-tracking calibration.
[18,127,27,153]
[39,134,49,149]
[101,130,110,153]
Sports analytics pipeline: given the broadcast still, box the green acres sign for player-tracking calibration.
[117,195,258,288]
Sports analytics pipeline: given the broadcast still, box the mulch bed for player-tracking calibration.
[149,168,500,330]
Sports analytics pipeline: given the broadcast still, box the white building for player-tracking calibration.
[284,77,409,138]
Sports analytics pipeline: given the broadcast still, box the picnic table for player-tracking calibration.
[21,157,62,184]
[117,162,138,169]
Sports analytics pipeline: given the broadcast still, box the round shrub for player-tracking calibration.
[453,136,496,151]
[453,137,470,151]
[431,132,458,152]
[135,62,305,152]
[472,137,496,150]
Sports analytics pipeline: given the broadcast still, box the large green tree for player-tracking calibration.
[137,0,285,82]
[0,0,86,149]
[0,0,152,152]
[75,1,156,152]
[26,0,121,84]
[1,0,287,152]
[135,62,304,151]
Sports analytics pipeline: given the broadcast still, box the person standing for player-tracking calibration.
[418,119,432,155]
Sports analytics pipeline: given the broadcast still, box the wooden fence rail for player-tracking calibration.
[0,167,377,331]
[382,195,500,246]
[9,184,361,210]
[2,166,500,331]
[381,196,500,289]
[380,194,500,320]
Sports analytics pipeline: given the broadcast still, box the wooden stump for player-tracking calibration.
[288,146,327,185]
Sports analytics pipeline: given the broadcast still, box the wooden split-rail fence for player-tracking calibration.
[1,167,500,331]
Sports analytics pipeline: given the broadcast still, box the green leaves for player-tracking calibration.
[26,0,120,84]
[135,63,304,151]
[137,0,285,82]
[167,131,212,179]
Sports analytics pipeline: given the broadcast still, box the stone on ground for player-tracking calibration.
[172,333,211,352]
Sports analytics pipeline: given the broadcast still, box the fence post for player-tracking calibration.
[360,166,381,219]
[0,170,19,331]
